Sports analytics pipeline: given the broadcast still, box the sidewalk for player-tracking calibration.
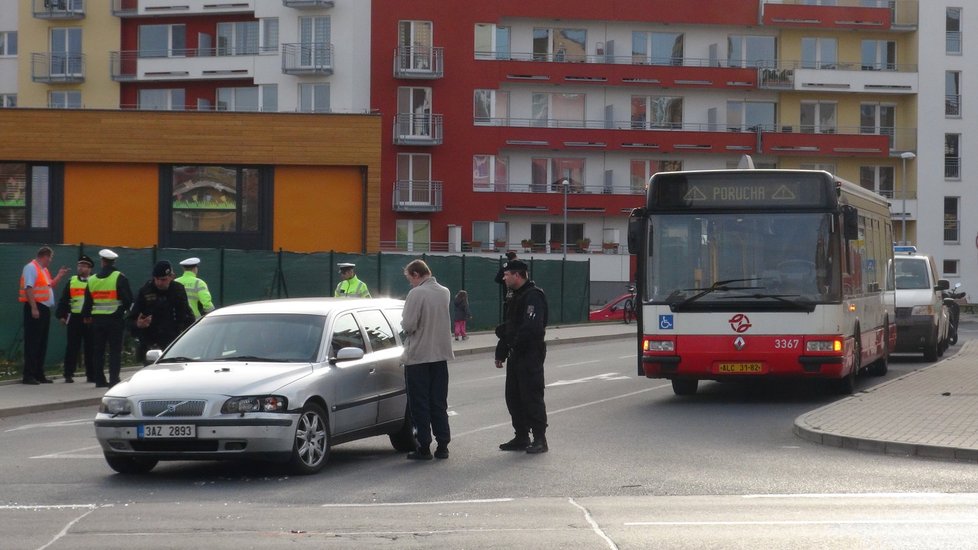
[0,322,636,419]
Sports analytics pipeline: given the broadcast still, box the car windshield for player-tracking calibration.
[161,313,327,363]
[894,258,931,289]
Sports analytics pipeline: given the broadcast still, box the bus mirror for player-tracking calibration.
[842,205,858,240]
[627,208,646,254]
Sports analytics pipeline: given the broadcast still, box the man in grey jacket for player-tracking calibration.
[401,259,455,460]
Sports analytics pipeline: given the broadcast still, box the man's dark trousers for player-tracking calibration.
[404,361,450,449]
[63,315,94,380]
[22,303,51,382]
[92,316,124,385]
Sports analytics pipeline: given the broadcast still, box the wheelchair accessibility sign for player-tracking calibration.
[659,314,674,330]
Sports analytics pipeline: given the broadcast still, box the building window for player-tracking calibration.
[727,35,775,68]
[473,221,507,245]
[396,153,432,207]
[947,7,962,55]
[48,90,81,108]
[473,155,508,192]
[0,163,62,242]
[859,166,894,199]
[801,37,837,69]
[630,160,682,193]
[946,71,961,117]
[299,83,329,112]
[0,94,15,108]
[398,20,432,70]
[631,96,683,129]
[943,259,959,277]
[533,27,586,62]
[945,134,961,179]
[299,16,330,64]
[217,21,259,56]
[261,18,279,53]
[945,197,959,243]
[800,101,836,134]
[631,31,683,66]
[473,89,509,125]
[859,102,895,148]
[861,39,896,71]
[50,27,82,77]
[530,222,584,249]
[139,88,185,111]
[532,157,585,193]
[0,31,17,56]
[531,92,585,128]
[138,24,186,57]
[474,23,510,60]
[726,100,775,132]
[162,165,271,249]
[216,85,276,112]
[395,219,430,252]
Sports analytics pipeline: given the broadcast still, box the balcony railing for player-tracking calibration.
[31,52,85,83]
[473,180,643,196]
[393,113,443,145]
[33,0,85,19]
[946,94,961,117]
[947,32,962,54]
[282,0,334,7]
[946,158,961,179]
[761,0,919,28]
[392,180,443,212]
[393,46,444,79]
[281,43,333,75]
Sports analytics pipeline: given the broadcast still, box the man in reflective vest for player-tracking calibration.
[81,249,133,388]
[55,254,95,383]
[19,246,69,384]
[176,257,215,319]
[334,263,371,298]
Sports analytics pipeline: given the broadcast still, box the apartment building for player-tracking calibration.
[371,0,920,271]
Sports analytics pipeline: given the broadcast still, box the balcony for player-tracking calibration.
[111,0,255,17]
[474,179,644,196]
[392,180,443,212]
[393,47,444,79]
[33,0,85,19]
[110,48,271,82]
[761,0,918,30]
[282,0,334,8]
[281,43,333,75]
[32,53,85,83]
[758,61,916,93]
[393,113,443,146]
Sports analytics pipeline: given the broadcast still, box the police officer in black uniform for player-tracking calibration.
[493,259,550,454]
[130,260,195,363]
[56,254,95,383]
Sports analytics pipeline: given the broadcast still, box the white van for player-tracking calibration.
[893,251,949,360]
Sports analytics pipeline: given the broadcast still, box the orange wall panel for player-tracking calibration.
[64,163,158,247]
[274,166,363,253]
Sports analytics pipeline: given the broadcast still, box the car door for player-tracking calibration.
[355,308,406,424]
[326,312,378,434]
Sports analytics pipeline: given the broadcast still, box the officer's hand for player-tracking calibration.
[136,313,152,329]
[57,266,69,277]
[83,317,93,325]
[494,360,504,369]
[60,317,68,326]
[30,307,39,320]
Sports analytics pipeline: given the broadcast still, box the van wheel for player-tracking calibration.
[923,328,939,361]
[671,378,698,395]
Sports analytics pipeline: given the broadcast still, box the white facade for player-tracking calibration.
[917,3,976,293]
[0,2,17,105]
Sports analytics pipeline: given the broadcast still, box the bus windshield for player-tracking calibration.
[646,212,841,308]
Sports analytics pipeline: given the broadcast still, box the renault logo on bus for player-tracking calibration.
[728,313,752,333]
[734,336,746,350]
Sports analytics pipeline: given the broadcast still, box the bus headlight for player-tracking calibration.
[644,339,675,352]
[806,340,842,352]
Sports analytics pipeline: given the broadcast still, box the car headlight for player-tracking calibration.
[99,397,132,415]
[221,396,288,414]
[910,305,935,316]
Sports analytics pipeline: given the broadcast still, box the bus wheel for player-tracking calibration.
[671,378,698,395]
[867,324,889,376]
[836,335,859,395]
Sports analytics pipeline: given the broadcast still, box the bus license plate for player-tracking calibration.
[138,424,196,439]
[717,362,763,374]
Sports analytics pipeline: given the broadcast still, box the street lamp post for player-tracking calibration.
[562,178,569,260]
[900,151,916,245]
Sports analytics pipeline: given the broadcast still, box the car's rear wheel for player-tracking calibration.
[389,407,418,452]
[104,454,158,474]
[288,403,330,475]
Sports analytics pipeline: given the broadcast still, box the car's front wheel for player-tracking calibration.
[104,454,158,474]
[288,403,330,475]
[389,408,418,452]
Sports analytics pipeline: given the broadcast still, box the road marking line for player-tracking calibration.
[569,497,618,550]
[38,505,104,550]
[0,505,97,510]
[5,418,92,433]
[548,373,630,387]
[31,445,102,459]
[624,519,978,527]
[742,492,968,499]
[321,498,513,508]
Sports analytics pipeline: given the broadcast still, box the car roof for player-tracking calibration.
[207,297,404,317]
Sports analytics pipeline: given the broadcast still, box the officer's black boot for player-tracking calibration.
[498,434,530,451]
[526,434,548,454]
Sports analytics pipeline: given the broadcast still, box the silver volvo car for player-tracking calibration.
[94,298,415,475]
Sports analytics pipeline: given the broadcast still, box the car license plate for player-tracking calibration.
[717,362,763,374]
[138,424,196,439]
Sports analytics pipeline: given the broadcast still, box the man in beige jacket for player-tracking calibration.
[401,259,455,460]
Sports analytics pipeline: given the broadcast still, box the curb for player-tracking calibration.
[450,331,632,357]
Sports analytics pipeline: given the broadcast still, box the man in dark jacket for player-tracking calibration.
[130,260,195,363]
[493,259,549,454]
[55,254,95,383]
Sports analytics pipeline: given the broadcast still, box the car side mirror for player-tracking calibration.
[145,349,163,364]
[331,347,365,364]
[936,279,950,291]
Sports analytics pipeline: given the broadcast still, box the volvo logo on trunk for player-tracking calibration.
[734,336,745,350]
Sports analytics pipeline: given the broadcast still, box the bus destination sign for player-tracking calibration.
[650,172,831,210]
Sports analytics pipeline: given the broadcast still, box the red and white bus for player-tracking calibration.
[626,164,895,395]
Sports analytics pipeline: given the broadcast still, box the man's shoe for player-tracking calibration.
[434,446,449,459]
[407,448,433,460]
[94,381,109,388]
[526,438,548,454]
[498,437,530,451]
[64,376,74,383]
[22,379,40,385]
[39,377,54,384]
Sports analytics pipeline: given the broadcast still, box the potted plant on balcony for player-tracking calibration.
[494,239,507,251]
[469,240,482,252]
[602,241,619,254]
[521,239,533,252]
[576,238,591,253]
[549,240,562,253]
